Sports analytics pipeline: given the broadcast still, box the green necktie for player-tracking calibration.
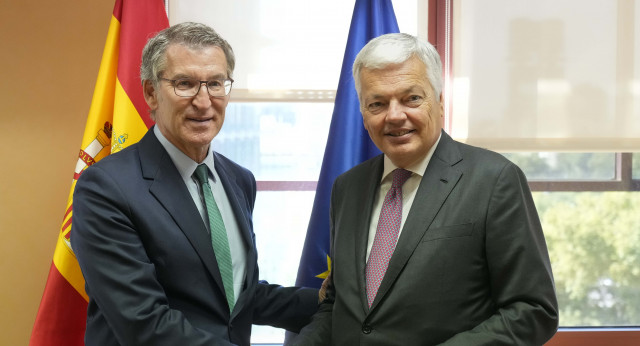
[193,164,235,312]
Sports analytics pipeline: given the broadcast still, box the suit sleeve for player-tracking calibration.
[440,163,559,345]
[251,282,319,332]
[285,275,334,346]
[71,165,235,346]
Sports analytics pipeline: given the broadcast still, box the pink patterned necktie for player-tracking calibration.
[366,168,413,307]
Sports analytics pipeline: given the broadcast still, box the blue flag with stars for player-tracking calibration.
[295,0,400,288]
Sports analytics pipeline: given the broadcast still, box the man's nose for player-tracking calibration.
[192,83,212,107]
[386,100,406,121]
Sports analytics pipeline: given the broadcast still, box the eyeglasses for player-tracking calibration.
[160,77,234,97]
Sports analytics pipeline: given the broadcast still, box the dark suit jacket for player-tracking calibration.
[71,128,317,346]
[293,131,558,346]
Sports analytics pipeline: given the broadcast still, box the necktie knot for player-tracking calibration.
[193,164,209,185]
[391,168,412,189]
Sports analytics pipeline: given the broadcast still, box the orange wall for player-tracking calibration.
[0,1,113,344]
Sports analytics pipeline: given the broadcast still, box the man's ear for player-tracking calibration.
[143,80,158,112]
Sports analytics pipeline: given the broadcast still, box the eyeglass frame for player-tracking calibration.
[159,77,234,98]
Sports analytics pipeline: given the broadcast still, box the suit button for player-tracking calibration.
[362,325,372,334]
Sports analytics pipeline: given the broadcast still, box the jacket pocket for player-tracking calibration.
[421,222,474,242]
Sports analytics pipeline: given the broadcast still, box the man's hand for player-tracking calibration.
[318,273,331,302]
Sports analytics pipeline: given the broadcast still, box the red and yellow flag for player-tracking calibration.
[29,1,168,344]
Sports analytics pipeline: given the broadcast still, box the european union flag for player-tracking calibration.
[295,0,400,288]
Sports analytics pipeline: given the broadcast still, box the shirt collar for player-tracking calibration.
[153,126,216,180]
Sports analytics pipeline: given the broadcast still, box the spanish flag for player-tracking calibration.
[29,1,168,344]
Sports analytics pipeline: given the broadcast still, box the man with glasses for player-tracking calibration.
[71,22,318,346]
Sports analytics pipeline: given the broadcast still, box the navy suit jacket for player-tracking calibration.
[71,128,317,346]
[293,131,558,345]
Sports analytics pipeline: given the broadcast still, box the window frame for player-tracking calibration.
[528,153,640,192]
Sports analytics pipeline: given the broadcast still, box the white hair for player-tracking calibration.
[353,33,442,99]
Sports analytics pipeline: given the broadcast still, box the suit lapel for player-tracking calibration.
[139,130,227,296]
[213,154,254,251]
[368,132,463,312]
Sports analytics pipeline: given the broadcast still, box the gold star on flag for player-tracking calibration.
[315,255,332,279]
